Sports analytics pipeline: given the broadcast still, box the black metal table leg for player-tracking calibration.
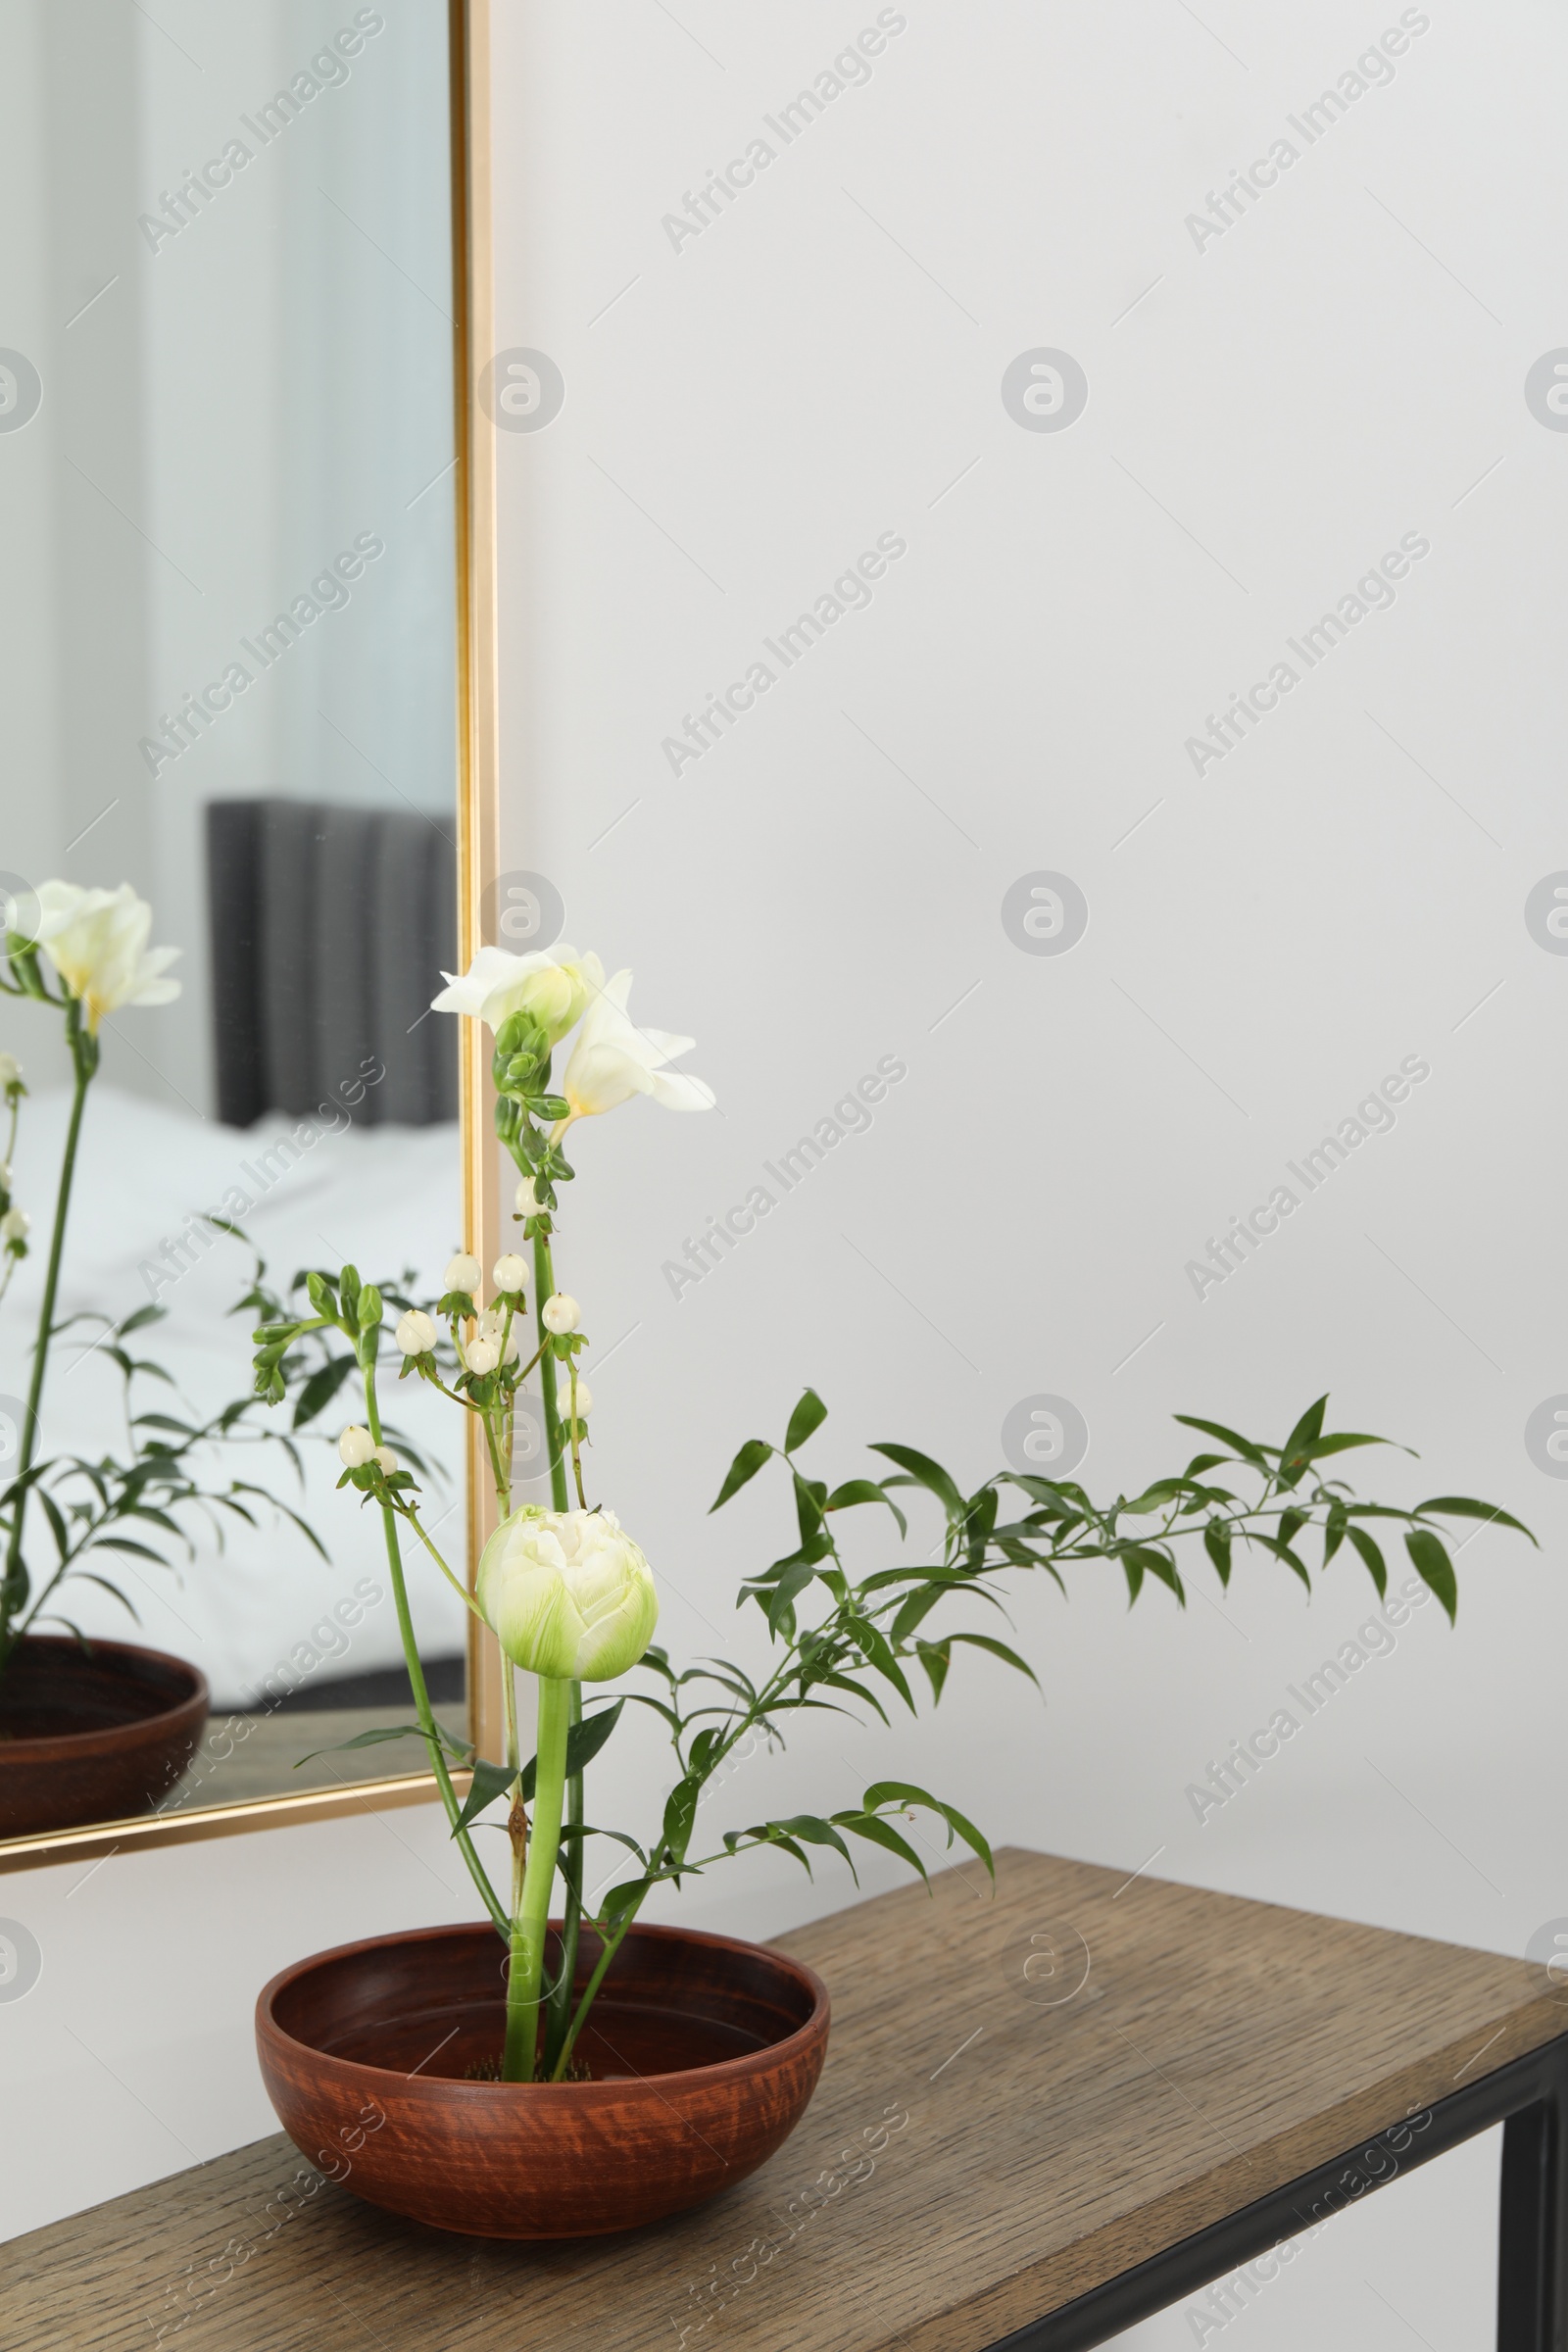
[1499,2039,1568,2352]
[992,2034,1568,2352]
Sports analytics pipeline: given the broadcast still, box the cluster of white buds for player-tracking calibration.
[337,1425,397,1475]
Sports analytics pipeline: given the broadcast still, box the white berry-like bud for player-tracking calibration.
[542,1293,579,1334]
[560,1377,593,1422]
[445,1251,482,1295]
[395,1309,436,1356]
[1,1207,27,1245]
[493,1253,527,1292]
[465,1338,500,1376]
[0,1054,20,1086]
[338,1425,375,1468]
[515,1176,550,1218]
[373,1446,398,1475]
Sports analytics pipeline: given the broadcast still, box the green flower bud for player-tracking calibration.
[476,1505,658,1683]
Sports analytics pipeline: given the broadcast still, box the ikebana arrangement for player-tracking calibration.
[245,938,1533,2240]
[0,883,320,1836]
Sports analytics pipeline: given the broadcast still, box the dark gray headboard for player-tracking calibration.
[206,799,458,1129]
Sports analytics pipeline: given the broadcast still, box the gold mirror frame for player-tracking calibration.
[0,0,501,1873]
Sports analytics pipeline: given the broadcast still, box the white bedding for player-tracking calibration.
[0,1086,470,1708]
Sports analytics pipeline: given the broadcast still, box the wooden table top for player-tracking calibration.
[11,1847,1565,2352]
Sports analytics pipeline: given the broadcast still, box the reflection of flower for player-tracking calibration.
[561,969,714,1124]
[33,883,181,1031]
[477,1504,657,1681]
[431,946,605,1044]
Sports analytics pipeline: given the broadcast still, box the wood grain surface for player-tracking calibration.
[10,1846,1565,2352]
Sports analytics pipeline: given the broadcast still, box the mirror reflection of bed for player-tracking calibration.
[6,802,470,1812]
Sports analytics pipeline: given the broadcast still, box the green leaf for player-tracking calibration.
[562,1697,624,1782]
[942,1632,1042,1693]
[784,1389,827,1454]
[863,1780,995,1879]
[1277,1395,1328,1480]
[765,1556,820,1637]
[452,1757,517,1832]
[1121,1544,1185,1603]
[1171,1415,1269,1469]
[292,1352,358,1431]
[765,1814,855,1872]
[1416,1495,1537,1545]
[844,1617,916,1713]
[1203,1519,1232,1587]
[293,1723,466,1767]
[836,1810,929,1881]
[118,1303,166,1337]
[1247,1530,1312,1593]
[710,1438,772,1512]
[1404,1527,1457,1625]
[1346,1524,1387,1597]
[825,1478,906,1537]
[869,1442,964,1521]
[915,1640,951,1703]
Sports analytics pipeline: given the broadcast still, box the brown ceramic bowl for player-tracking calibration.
[0,1635,209,1839]
[256,1918,831,2239]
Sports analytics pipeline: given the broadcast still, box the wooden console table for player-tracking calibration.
[9,1848,1567,2350]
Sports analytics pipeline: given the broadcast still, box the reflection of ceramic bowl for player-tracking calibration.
[0,1635,210,1838]
[258,1918,831,2239]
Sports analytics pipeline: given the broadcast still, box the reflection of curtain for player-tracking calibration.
[206,799,457,1128]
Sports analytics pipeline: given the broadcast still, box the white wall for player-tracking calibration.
[5,6,1567,2343]
[480,0,1568,2343]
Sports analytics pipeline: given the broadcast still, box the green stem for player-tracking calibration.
[1,1008,91,1668]
[531,1222,584,2069]
[542,1682,582,2077]
[364,1357,509,1937]
[505,1672,569,2081]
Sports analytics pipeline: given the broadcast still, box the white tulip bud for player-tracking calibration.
[542,1292,579,1334]
[445,1251,482,1295]
[395,1308,436,1356]
[338,1425,375,1468]
[465,1338,501,1376]
[477,1505,657,1681]
[373,1446,398,1475]
[493,1253,527,1292]
[559,1377,593,1423]
[1,1207,27,1245]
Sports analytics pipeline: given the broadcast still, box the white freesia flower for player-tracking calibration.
[493,1253,527,1292]
[431,946,605,1045]
[32,882,181,1032]
[542,1293,578,1334]
[560,969,714,1125]
[1,1207,27,1245]
[559,1377,593,1422]
[338,1425,375,1467]
[395,1309,436,1356]
[445,1252,482,1296]
[477,1505,657,1682]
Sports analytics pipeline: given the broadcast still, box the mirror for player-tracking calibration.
[0,0,471,1839]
